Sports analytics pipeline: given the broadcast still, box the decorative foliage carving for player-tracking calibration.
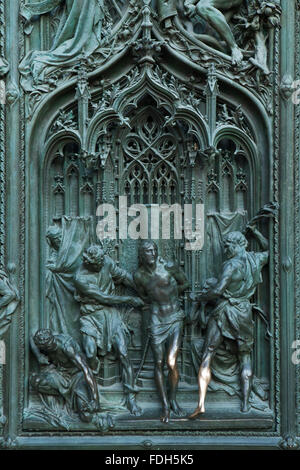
[155,0,281,111]
[217,103,255,141]
[6,81,20,107]
[49,109,77,136]
[280,74,296,101]
[279,436,300,451]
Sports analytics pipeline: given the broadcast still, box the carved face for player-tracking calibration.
[83,246,105,271]
[50,234,62,251]
[34,329,55,351]
[88,254,105,271]
[224,235,247,259]
[224,239,241,259]
[251,15,260,31]
[223,232,247,259]
[141,243,158,267]
[46,226,62,251]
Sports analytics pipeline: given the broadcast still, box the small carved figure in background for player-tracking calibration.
[189,224,269,418]
[74,245,144,416]
[134,240,189,423]
[234,1,281,75]
[157,0,178,28]
[19,0,105,91]
[31,329,100,423]
[0,266,19,338]
[184,0,244,64]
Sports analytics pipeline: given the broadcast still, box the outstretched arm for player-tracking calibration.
[199,263,234,301]
[170,265,190,295]
[133,272,149,303]
[110,261,135,289]
[246,225,268,251]
[74,272,142,307]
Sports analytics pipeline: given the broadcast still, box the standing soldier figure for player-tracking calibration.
[189,225,269,418]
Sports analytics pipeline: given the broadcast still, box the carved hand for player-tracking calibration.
[38,355,50,366]
[46,263,57,272]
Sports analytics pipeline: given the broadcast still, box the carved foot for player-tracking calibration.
[127,395,142,417]
[92,412,115,431]
[170,399,184,417]
[231,46,243,66]
[249,57,270,75]
[188,407,205,419]
[160,407,170,424]
[241,402,251,413]
[79,410,93,423]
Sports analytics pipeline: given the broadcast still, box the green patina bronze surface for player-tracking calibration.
[0,0,299,450]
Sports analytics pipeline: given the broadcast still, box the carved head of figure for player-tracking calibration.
[223,231,248,259]
[138,240,158,268]
[257,1,282,28]
[33,329,55,352]
[83,245,105,271]
[46,225,62,251]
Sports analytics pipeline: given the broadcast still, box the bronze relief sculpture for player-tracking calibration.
[74,245,144,416]
[22,0,276,428]
[2,0,297,451]
[134,240,189,423]
[0,267,19,337]
[184,0,245,64]
[19,0,106,91]
[189,223,270,418]
[30,329,100,423]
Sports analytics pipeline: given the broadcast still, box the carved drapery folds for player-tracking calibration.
[18,0,279,438]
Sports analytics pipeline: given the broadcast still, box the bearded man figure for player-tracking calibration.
[74,245,144,416]
[189,225,269,418]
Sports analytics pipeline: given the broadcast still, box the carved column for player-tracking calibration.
[296,0,300,443]
[4,0,21,444]
[279,0,297,442]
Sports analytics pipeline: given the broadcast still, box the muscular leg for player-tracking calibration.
[152,342,170,423]
[185,0,244,64]
[114,335,142,417]
[239,351,253,413]
[82,333,99,373]
[189,318,223,419]
[166,326,184,416]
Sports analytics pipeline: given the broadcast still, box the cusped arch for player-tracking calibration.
[213,125,259,181]
[213,125,260,214]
